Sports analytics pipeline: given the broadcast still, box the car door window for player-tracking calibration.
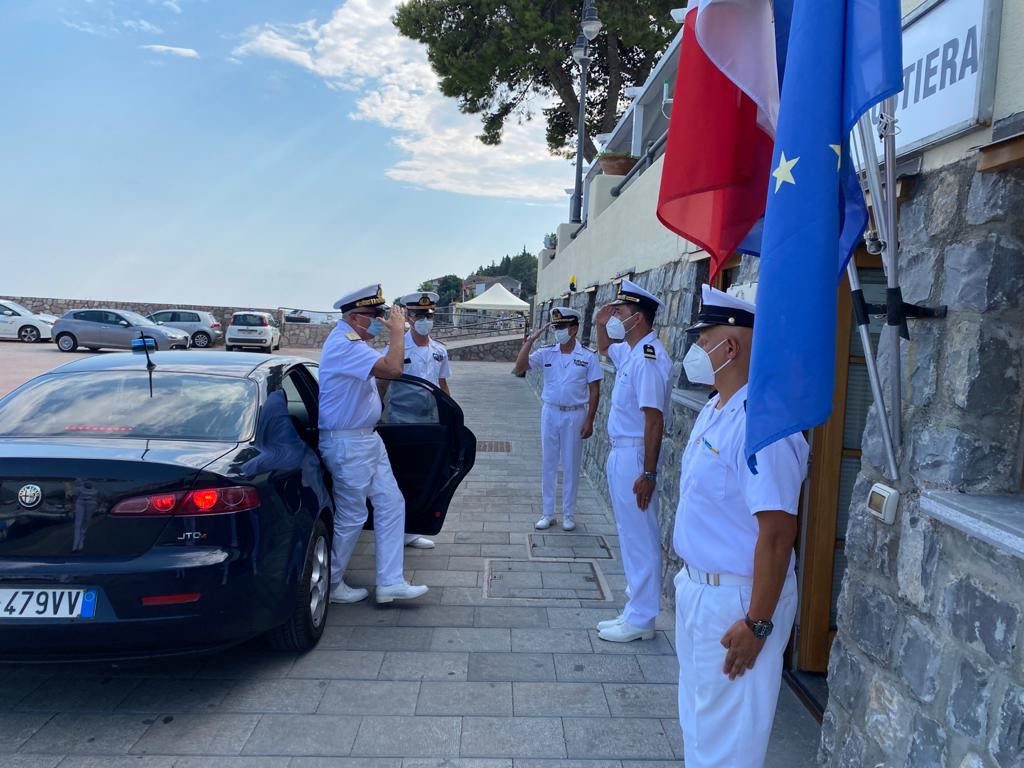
[182,312,200,323]
[0,303,17,315]
[152,312,169,323]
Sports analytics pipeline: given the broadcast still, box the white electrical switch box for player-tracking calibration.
[867,483,899,525]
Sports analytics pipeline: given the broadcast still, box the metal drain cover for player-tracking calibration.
[484,559,608,601]
[528,533,613,560]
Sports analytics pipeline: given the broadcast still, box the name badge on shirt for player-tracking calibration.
[573,359,588,367]
[432,352,444,362]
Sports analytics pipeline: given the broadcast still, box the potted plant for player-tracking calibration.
[596,151,639,176]
[543,232,558,250]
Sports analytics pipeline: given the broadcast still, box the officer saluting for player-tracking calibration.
[513,306,601,532]
[319,284,428,604]
[593,279,673,642]
[382,290,452,549]
[673,285,808,768]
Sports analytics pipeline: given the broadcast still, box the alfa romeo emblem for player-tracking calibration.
[17,484,42,510]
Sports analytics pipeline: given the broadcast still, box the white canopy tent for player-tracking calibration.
[455,282,530,312]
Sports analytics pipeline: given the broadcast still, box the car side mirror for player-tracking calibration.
[2,310,13,316]
[119,320,130,327]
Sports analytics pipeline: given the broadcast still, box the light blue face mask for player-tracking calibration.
[367,317,387,337]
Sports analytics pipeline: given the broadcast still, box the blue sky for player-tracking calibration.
[0,0,570,309]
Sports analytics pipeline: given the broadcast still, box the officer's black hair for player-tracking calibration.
[639,305,657,327]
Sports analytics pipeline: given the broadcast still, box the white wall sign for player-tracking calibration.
[868,0,1002,158]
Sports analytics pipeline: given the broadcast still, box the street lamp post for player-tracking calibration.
[569,0,602,224]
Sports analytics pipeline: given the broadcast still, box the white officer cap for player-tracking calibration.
[333,284,386,312]
[611,278,664,312]
[549,306,582,324]
[686,284,755,333]
[400,291,440,313]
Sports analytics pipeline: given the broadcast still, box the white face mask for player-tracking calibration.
[605,312,637,341]
[414,318,433,336]
[683,339,730,385]
[553,327,571,345]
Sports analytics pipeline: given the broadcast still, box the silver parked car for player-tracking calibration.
[147,308,223,348]
[52,308,191,352]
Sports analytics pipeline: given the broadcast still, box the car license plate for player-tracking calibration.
[0,588,96,620]
[239,329,256,334]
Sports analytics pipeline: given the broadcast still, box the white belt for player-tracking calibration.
[544,403,585,412]
[609,436,644,448]
[680,561,752,587]
[321,427,376,438]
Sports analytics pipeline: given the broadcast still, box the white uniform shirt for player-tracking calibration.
[673,384,809,577]
[318,320,383,430]
[381,331,451,424]
[529,341,602,407]
[606,331,672,438]
[387,331,450,386]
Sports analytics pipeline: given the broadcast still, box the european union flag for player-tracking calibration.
[745,0,902,471]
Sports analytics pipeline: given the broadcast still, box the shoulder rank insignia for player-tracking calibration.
[345,331,361,341]
[643,344,657,360]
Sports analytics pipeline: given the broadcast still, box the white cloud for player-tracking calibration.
[141,44,199,58]
[123,19,164,35]
[163,0,182,14]
[233,0,569,202]
[62,19,116,36]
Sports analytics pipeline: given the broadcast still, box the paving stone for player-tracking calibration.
[318,626,433,651]
[456,532,512,544]
[586,630,675,655]
[528,534,613,559]
[290,759,399,768]
[637,655,679,683]
[220,679,327,714]
[516,762,621,768]
[402,760,511,768]
[395,606,477,628]
[554,654,644,683]
[194,654,299,679]
[131,714,260,756]
[416,682,512,716]
[0,756,63,768]
[19,712,150,754]
[461,717,566,758]
[0,676,46,710]
[116,679,235,713]
[15,678,140,713]
[378,652,469,681]
[317,680,420,715]
[430,628,511,652]
[512,682,609,716]
[171,759,291,768]
[474,607,549,628]
[351,716,460,757]
[603,683,678,718]
[0,712,53,752]
[547,607,622,629]
[564,717,675,759]
[410,570,481,587]
[241,714,360,756]
[323,602,401,628]
[510,628,593,653]
[467,653,556,682]
[288,651,384,680]
[55,758,175,768]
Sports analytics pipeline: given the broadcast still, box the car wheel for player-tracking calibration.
[224,345,233,352]
[18,325,40,343]
[263,344,273,354]
[56,333,78,352]
[268,517,330,652]
[192,331,211,348]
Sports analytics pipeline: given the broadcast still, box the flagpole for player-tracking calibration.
[881,96,903,450]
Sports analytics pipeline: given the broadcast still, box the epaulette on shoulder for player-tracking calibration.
[539,343,557,349]
[345,331,361,341]
[582,345,597,354]
[643,343,657,360]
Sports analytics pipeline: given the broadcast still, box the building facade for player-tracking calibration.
[533,0,1024,764]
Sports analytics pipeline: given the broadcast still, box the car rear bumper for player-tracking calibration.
[0,547,290,659]
[227,336,272,347]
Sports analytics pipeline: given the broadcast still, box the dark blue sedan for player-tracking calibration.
[0,352,475,659]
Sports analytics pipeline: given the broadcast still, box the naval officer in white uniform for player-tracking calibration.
[513,306,601,531]
[318,284,429,605]
[382,290,452,549]
[673,285,808,767]
[593,279,673,642]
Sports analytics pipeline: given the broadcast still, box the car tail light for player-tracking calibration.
[141,593,201,606]
[260,316,269,326]
[211,322,221,329]
[111,486,260,517]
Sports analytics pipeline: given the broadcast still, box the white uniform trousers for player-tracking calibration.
[606,441,661,630]
[320,432,405,589]
[540,404,587,520]
[674,570,798,768]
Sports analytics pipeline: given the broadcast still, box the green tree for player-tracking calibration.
[421,274,464,307]
[473,248,537,299]
[393,0,677,161]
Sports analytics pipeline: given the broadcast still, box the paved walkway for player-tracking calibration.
[0,361,819,767]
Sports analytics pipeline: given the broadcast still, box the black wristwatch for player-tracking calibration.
[745,614,773,639]
[643,471,657,481]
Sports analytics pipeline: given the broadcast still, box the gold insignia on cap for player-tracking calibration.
[354,284,385,308]
[418,295,432,306]
[552,309,562,320]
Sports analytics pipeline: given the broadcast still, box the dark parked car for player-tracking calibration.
[0,352,476,659]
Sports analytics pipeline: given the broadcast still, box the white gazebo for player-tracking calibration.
[454,283,530,328]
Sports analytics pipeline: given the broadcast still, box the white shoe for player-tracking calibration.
[598,620,655,643]
[596,614,625,631]
[535,516,554,530]
[405,536,435,549]
[561,518,576,531]
[330,581,369,604]
[376,581,429,604]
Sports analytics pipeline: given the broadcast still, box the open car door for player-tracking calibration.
[367,375,476,536]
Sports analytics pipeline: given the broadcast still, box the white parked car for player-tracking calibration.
[225,311,281,353]
[0,299,54,343]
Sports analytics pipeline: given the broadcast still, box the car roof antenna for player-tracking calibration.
[136,331,156,397]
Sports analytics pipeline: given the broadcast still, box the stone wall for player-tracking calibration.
[821,160,1024,767]
[447,338,523,363]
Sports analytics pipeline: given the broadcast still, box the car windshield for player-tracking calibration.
[120,310,158,327]
[0,372,258,441]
